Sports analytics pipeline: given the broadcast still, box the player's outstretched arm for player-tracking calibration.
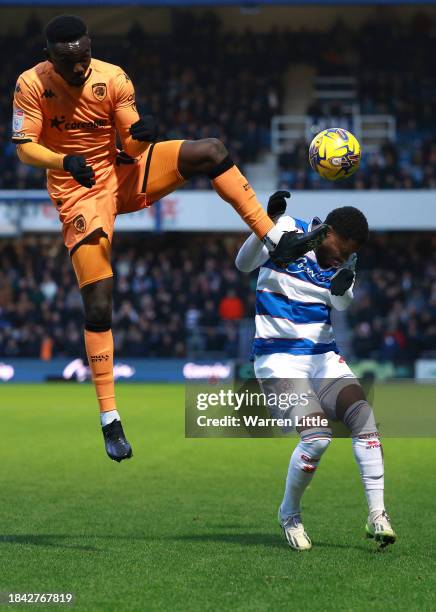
[235,233,270,273]
[16,141,64,170]
[16,143,95,188]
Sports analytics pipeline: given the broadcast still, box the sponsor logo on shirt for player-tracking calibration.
[291,256,332,284]
[12,107,25,132]
[50,115,108,131]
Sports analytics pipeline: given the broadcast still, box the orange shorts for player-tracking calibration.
[49,140,186,253]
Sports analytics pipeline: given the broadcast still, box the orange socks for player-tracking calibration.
[84,329,116,413]
[211,165,274,239]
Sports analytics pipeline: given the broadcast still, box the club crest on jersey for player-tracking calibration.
[73,214,86,233]
[92,83,107,101]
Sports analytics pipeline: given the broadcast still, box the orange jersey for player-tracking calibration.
[12,58,139,192]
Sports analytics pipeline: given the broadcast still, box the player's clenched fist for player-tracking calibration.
[330,253,357,295]
[267,190,290,221]
[129,115,157,143]
[63,155,95,188]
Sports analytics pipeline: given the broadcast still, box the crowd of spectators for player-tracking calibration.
[0,233,255,360]
[0,232,435,365]
[277,138,436,190]
[277,12,436,190]
[1,11,436,190]
[349,233,436,364]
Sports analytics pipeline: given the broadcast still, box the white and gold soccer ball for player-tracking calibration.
[309,128,361,181]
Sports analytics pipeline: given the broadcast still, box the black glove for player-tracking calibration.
[267,190,290,221]
[330,254,357,295]
[129,115,157,142]
[269,224,329,268]
[330,268,355,296]
[63,155,95,188]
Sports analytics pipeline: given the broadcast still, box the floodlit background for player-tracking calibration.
[0,3,435,610]
[1,3,436,382]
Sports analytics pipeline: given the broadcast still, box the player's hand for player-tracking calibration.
[269,224,329,268]
[129,115,157,142]
[267,190,290,221]
[330,254,357,296]
[63,154,95,188]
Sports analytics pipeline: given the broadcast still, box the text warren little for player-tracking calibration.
[196,415,329,427]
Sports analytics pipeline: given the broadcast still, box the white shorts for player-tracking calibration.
[254,351,357,421]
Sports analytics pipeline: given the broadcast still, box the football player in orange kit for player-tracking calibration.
[13,15,328,462]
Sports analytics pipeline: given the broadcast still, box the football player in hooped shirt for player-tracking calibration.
[236,191,396,550]
[12,15,328,462]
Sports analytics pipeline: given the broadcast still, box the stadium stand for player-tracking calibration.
[1,11,436,190]
[1,232,435,364]
[0,234,253,360]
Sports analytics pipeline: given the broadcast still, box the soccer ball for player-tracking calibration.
[309,128,361,181]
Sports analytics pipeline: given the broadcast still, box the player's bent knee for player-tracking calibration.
[201,138,228,164]
[85,301,112,331]
[300,437,332,458]
[342,400,378,437]
[297,437,331,472]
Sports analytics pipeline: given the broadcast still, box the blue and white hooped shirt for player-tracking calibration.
[252,216,339,357]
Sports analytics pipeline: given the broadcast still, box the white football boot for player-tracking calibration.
[278,509,312,551]
[365,510,396,548]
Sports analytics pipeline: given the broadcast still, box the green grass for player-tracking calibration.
[0,383,435,611]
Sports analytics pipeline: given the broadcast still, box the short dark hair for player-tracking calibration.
[325,206,369,245]
[45,15,87,44]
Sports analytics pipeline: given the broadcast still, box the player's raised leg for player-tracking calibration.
[336,384,396,547]
[179,139,275,241]
[178,139,328,260]
[128,135,328,265]
[72,233,132,462]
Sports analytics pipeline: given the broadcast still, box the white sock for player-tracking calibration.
[100,409,120,427]
[352,435,385,515]
[280,436,331,521]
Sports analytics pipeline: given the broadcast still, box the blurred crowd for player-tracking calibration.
[0,233,254,360]
[349,233,436,363]
[277,12,436,190]
[278,139,436,191]
[0,232,435,365]
[1,11,436,190]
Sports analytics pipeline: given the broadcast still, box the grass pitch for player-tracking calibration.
[0,383,435,611]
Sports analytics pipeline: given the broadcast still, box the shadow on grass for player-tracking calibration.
[171,533,373,553]
[0,534,99,552]
[310,540,376,553]
[171,532,284,548]
[0,533,376,554]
